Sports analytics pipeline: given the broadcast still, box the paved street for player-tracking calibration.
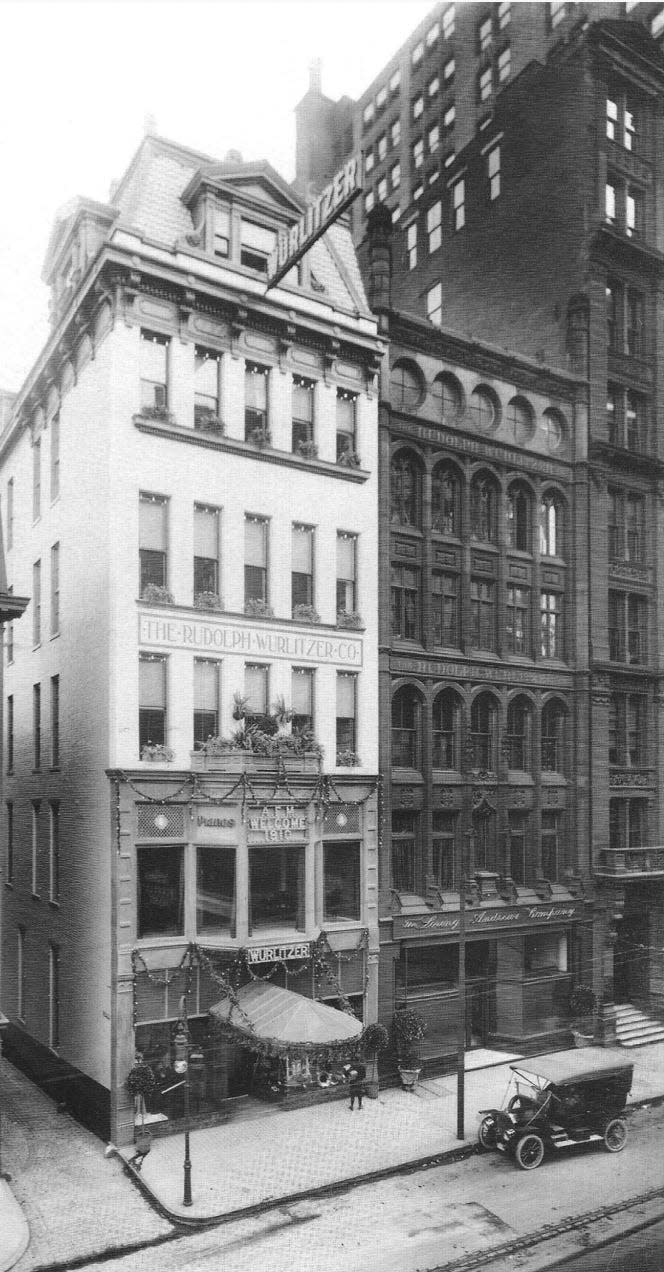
[0,1059,169,1272]
[31,1104,664,1272]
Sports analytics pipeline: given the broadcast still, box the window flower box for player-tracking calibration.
[141,743,175,763]
[249,425,272,449]
[296,439,319,459]
[336,610,364,629]
[336,749,361,767]
[244,598,274,618]
[337,449,361,469]
[141,584,175,605]
[292,603,321,624]
[191,749,321,774]
[140,404,175,425]
[194,591,221,610]
[195,411,225,436]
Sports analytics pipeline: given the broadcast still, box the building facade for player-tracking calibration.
[0,134,384,1141]
[297,3,664,1045]
[361,216,592,1063]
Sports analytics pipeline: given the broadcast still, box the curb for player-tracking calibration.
[111,1139,480,1228]
[0,1178,30,1272]
[109,1091,664,1230]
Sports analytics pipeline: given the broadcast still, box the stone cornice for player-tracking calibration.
[1,240,384,462]
[387,310,585,402]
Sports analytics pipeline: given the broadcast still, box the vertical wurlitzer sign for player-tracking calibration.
[267,154,362,288]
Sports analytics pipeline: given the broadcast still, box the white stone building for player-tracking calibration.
[0,134,383,1143]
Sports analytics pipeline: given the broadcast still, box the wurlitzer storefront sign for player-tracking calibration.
[267,154,363,289]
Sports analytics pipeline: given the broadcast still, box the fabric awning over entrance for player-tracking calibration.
[209,981,363,1053]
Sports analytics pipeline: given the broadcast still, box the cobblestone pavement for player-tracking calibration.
[0,1059,170,1272]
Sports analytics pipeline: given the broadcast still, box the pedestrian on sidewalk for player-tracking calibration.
[344,1062,366,1110]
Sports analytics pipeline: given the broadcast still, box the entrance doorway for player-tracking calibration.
[466,940,496,1047]
[614,915,649,1004]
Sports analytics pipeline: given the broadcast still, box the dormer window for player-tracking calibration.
[213,207,230,258]
[240,219,276,274]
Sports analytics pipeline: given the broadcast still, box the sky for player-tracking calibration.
[0,0,434,393]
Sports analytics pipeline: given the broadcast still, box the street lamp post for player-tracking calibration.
[174,998,192,1207]
[457,831,472,1141]
[0,1011,8,1180]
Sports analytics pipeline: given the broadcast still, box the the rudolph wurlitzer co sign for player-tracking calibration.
[267,155,363,288]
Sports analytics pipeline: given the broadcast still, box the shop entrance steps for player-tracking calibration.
[614,1003,664,1047]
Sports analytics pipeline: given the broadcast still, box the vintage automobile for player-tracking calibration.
[477,1048,634,1170]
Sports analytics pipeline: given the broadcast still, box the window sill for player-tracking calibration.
[391,767,424,783]
[4,882,13,889]
[134,417,370,483]
[31,893,40,902]
[48,900,60,910]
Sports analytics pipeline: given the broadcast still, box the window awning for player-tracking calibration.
[209,980,362,1055]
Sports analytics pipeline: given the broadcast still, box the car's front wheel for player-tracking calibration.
[603,1117,627,1153]
[478,1116,496,1149]
[515,1132,545,1170]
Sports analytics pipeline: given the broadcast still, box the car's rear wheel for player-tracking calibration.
[603,1117,627,1153]
[515,1132,545,1170]
[478,1116,496,1149]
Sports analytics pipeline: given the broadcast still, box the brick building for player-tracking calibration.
[0,133,384,1141]
[297,2,664,1050]
[361,212,593,1062]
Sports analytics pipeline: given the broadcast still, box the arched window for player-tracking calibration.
[470,473,498,542]
[470,385,497,432]
[541,699,567,772]
[432,373,463,422]
[539,491,563,557]
[432,462,461,534]
[506,696,532,770]
[506,483,531,551]
[470,693,497,771]
[433,689,461,769]
[391,685,422,769]
[541,408,565,452]
[507,396,535,445]
[390,359,423,409]
[390,452,420,526]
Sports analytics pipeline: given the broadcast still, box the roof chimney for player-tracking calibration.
[309,59,322,94]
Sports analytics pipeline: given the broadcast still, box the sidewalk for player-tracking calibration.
[117,1040,664,1224]
[0,1179,29,1272]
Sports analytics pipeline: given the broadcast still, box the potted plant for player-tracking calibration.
[292,603,321,624]
[141,741,175,763]
[194,409,225,435]
[194,590,221,610]
[336,748,361,767]
[569,984,596,1047]
[249,424,272,449]
[393,1008,427,1091]
[244,597,274,618]
[141,583,175,605]
[337,448,361,469]
[361,1022,389,1099]
[296,439,318,459]
[126,1056,156,1155]
[336,610,364,629]
[140,403,174,424]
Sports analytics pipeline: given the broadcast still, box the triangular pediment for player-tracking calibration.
[183,161,303,218]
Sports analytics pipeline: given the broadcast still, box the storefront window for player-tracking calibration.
[137,844,184,938]
[196,846,236,935]
[525,931,568,974]
[323,841,361,922]
[249,844,305,930]
[404,944,459,989]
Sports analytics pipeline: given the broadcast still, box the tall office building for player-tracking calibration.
[298,2,664,1057]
